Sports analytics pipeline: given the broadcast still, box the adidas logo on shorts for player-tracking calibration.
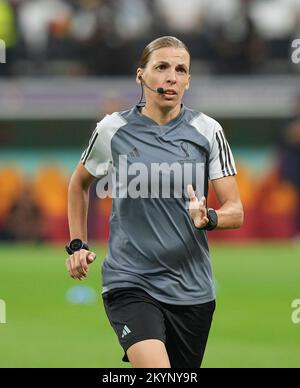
[121,325,131,338]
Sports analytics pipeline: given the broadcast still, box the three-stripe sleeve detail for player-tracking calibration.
[216,131,235,176]
[216,131,226,175]
[223,136,236,175]
[81,132,99,165]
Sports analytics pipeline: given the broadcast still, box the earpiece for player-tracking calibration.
[137,74,143,85]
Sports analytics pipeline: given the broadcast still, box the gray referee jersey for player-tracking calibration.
[81,105,237,305]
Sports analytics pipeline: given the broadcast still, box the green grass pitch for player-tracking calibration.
[0,242,299,368]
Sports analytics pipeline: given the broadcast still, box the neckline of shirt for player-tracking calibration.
[134,104,186,130]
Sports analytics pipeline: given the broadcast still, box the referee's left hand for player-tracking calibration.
[66,249,96,281]
[187,185,209,229]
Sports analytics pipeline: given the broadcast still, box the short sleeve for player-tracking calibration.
[80,112,127,178]
[81,116,112,178]
[209,122,237,180]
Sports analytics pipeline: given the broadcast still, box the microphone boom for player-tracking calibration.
[140,77,166,95]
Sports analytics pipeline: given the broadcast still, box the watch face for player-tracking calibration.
[70,239,83,252]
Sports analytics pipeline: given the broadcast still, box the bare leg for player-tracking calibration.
[127,339,171,368]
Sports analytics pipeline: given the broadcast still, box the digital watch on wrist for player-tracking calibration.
[65,239,89,255]
[203,208,218,231]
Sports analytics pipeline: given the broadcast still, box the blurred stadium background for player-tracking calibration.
[0,0,300,368]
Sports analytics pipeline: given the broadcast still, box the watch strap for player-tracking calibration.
[203,208,218,231]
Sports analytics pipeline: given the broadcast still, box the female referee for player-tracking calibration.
[66,36,244,368]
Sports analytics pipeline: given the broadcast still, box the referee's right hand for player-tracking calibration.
[187,184,209,229]
[66,249,96,281]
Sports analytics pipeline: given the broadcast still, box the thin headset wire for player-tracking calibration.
[138,81,146,106]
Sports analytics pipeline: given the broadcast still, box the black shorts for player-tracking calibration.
[102,287,216,368]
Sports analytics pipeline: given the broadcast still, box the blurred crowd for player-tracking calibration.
[0,158,299,242]
[277,95,300,233]
[0,0,300,77]
[0,165,110,242]
[0,0,300,242]
[1,102,300,242]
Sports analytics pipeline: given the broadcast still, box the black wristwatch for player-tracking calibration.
[65,239,89,255]
[203,208,218,231]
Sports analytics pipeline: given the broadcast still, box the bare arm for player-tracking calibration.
[66,161,98,280]
[188,176,244,230]
[68,161,96,241]
[211,176,244,229]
